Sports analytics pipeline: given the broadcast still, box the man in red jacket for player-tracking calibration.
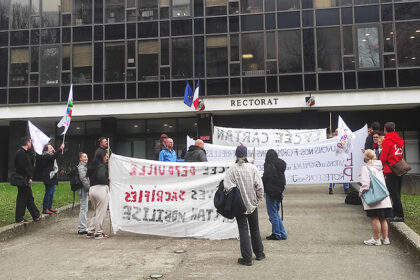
[380,122,405,222]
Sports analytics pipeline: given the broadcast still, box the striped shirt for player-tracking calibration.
[224,162,264,214]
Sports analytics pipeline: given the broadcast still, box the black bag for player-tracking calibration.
[214,180,247,219]
[68,166,82,192]
[345,188,362,205]
[9,172,25,187]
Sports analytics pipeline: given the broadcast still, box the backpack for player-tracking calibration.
[68,166,82,192]
[214,180,247,219]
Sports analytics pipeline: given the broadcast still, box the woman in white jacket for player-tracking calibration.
[359,149,393,246]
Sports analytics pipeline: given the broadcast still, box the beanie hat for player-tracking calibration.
[235,145,247,158]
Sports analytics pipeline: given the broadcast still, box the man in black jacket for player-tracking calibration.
[184,139,207,162]
[94,137,109,159]
[14,136,41,224]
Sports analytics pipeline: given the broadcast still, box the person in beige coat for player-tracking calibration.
[359,149,393,246]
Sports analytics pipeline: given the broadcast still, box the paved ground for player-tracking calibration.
[0,184,419,280]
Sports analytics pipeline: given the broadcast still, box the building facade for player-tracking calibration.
[0,0,420,180]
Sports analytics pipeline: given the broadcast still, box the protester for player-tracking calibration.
[94,137,108,159]
[262,149,287,241]
[329,128,350,194]
[158,138,184,162]
[184,139,207,162]
[364,122,380,150]
[155,134,168,159]
[14,136,41,224]
[39,143,65,214]
[377,136,385,157]
[224,145,265,266]
[372,132,381,159]
[360,149,392,246]
[86,152,110,239]
[77,152,90,235]
[380,122,405,222]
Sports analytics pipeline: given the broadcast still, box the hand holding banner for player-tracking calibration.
[28,121,50,155]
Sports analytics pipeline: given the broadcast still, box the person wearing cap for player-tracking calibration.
[224,145,265,266]
[155,134,168,160]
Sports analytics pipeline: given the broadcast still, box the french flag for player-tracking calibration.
[193,78,201,110]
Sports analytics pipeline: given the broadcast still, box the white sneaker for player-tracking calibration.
[381,238,390,245]
[364,237,382,246]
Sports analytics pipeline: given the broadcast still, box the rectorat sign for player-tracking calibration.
[230,98,280,107]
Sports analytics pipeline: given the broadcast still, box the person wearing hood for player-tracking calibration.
[380,122,405,222]
[360,149,392,246]
[40,143,65,215]
[184,139,207,162]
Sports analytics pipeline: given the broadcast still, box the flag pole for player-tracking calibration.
[107,137,112,238]
[62,133,66,155]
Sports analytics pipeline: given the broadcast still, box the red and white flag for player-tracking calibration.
[192,79,201,110]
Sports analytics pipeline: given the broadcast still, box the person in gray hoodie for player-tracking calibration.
[184,139,207,162]
[77,152,90,235]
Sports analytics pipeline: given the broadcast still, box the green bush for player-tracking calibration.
[0,182,78,227]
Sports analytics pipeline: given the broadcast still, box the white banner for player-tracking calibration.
[189,125,368,184]
[109,154,238,240]
[213,126,327,146]
[28,121,50,155]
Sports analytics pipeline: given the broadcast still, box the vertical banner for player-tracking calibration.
[109,155,238,240]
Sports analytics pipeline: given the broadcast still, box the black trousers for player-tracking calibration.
[15,185,40,222]
[385,173,404,218]
[236,208,264,262]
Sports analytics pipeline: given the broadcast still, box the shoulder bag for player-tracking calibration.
[362,167,389,206]
[388,159,411,177]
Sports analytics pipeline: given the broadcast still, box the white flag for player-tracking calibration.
[336,116,355,154]
[57,85,74,135]
[28,121,50,155]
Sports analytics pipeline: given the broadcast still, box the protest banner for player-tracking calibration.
[109,155,238,240]
[188,125,368,184]
[213,126,327,146]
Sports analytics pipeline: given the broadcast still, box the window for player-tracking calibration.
[73,0,92,25]
[357,27,380,68]
[105,42,125,81]
[313,0,338,9]
[278,30,302,73]
[172,37,193,78]
[138,0,158,21]
[278,0,300,11]
[62,45,70,71]
[0,49,8,86]
[241,0,262,14]
[173,0,191,17]
[317,27,341,71]
[138,40,159,80]
[206,0,227,16]
[40,46,60,85]
[42,0,60,27]
[206,35,228,77]
[396,22,420,68]
[73,44,92,84]
[31,46,39,72]
[105,0,125,23]
[242,33,264,75]
[11,0,30,29]
[10,48,29,86]
[0,0,10,30]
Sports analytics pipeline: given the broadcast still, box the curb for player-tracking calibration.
[389,221,420,262]
[0,203,80,242]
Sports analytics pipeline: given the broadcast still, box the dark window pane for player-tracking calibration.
[105,83,125,99]
[207,79,228,95]
[194,19,204,34]
[94,0,103,23]
[138,40,159,80]
[279,75,302,92]
[242,33,264,75]
[127,83,136,99]
[243,77,265,93]
[161,38,169,65]
[344,57,356,70]
[11,0,30,29]
[10,48,29,86]
[357,26,380,68]
[383,54,395,68]
[206,35,227,77]
[138,82,158,98]
[40,46,59,85]
[344,72,356,89]
[0,89,6,104]
[95,25,103,40]
[229,16,239,32]
[127,23,136,39]
[355,6,379,23]
[240,0,262,13]
[29,73,38,86]
[31,46,39,72]
[316,9,339,26]
[138,0,158,21]
[241,15,263,31]
[138,22,158,38]
[73,85,92,101]
[230,63,240,75]
[172,20,192,36]
[304,74,316,91]
[317,27,341,71]
[40,86,59,102]
[277,12,300,29]
[0,0,10,30]
[105,0,125,23]
[278,30,301,73]
[399,69,420,87]
[230,78,240,94]
[396,22,420,67]
[303,29,315,72]
[383,24,394,53]
[93,84,103,100]
[62,28,71,43]
[385,70,396,87]
[381,4,393,21]
[302,0,313,9]
[172,37,193,78]
[105,24,124,40]
[105,42,125,82]
[277,0,300,11]
[29,87,38,103]
[343,26,353,55]
[160,6,169,19]
[94,43,103,82]
[266,61,277,74]
[355,0,378,4]
[395,3,420,21]
[266,32,276,59]
[265,13,276,29]
[62,72,70,84]
[357,71,383,89]
[74,0,92,25]
[341,8,352,24]
[194,0,203,17]
[0,48,7,86]
[73,26,92,42]
[161,81,170,97]
[267,76,277,92]
[172,80,187,97]
[206,1,227,16]
[160,21,169,36]
[31,29,40,44]
[11,31,29,45]
[319,73,342,90]
[9,88,27,104]
[302,11,313,27]
[0,32,7,46]
[195,36,204,76]
[206,17,227,33]
[41,29,60,44]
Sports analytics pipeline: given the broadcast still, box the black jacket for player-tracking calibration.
[14,147,35,184]
[214,180,246,219]
[184,145,207,162]
[40,151,60,186]
[88,163,108,186]
[364,134,373,150]
[262,159,287,201]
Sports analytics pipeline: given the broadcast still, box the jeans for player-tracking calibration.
[329,183,349,190]
[77,188,89,231]
[385,173,404,218]
[265,195,287,239]
[15,184,40,222]
[236,208,264,262]
[43,184,56,211]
